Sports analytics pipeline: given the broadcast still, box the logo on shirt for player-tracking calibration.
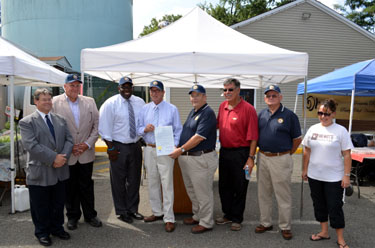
[311,133,334,142]
[278,118,284,124]
[195,115,200,121]
[232,117,237,120]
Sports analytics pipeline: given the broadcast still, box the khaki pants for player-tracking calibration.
[257,152,293,230]
[178,151,218,228]
[144,146,175,223]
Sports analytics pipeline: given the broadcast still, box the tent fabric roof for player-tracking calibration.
[0,37,67,86]
[297,59,375,96]
[81,7,308,88]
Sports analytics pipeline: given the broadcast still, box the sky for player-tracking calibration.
[133,0,345,38]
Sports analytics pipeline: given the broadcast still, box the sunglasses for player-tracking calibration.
[265,94,278,99]
[317,111,331,117]
[223,88,235,92]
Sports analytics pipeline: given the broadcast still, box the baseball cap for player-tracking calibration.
[150,80,164,91]
[119,77,133,85]
[189,84,206,94]
[264,85,281,94]
[65,74,82,84]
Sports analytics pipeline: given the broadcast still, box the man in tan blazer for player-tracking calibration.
[53,74,101,230]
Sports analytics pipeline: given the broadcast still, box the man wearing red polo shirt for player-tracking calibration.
[216,78,258,231]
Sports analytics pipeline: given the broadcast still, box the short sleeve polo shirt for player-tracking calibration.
[179,104,217,152]
[217,99,258,148]
[258,104,301,153]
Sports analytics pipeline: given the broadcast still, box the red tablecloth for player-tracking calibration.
[351,147,375,162]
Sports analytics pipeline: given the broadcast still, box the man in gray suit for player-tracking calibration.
[53,74,101,230]
[20,88,73,246]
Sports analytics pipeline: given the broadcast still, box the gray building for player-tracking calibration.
[171,0,375,127]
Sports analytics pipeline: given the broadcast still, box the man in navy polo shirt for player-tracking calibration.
[169,84,218,234]
[255,85,302,240]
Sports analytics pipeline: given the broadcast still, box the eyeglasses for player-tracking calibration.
[265,94,278,99]
[317,111,331,117]
[68,84,80,88]
[223,88,235,92]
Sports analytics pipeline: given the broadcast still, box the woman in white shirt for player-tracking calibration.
[302,99,353,248]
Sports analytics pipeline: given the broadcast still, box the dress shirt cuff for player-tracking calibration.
[85,142,91,150]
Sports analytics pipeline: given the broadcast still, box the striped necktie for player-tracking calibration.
[45,115,56,141]
[126,99,136,139]
[153,106,159,127]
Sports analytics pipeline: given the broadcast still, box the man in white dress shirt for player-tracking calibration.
[99,77,145,224]
[137,80,182,232]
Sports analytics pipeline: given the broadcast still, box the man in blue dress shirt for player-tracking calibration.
[137,80,182,233]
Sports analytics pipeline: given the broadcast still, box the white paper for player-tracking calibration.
[155,126,174,156]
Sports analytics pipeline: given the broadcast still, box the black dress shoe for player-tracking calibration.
[52,231,71,240]
[67,219,78,230]
[85,217,103,227]
[129,212,144,220]
[37,236,52,246]
[118,214,133,223]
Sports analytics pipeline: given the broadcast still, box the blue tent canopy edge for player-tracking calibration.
[297,59,375,96]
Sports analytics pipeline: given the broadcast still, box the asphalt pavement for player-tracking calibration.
[1,153,374,248]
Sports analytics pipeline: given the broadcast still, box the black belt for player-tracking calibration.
[259,150,290,157]
[181,149,214,156]
[113,140,137,145]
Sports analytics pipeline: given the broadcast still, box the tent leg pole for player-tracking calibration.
[81,72,85,95]
[10,75,15,214]
[348,89,355,135]
[300,76,308,220]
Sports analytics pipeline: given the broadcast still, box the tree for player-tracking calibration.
[199,0,295,26]
[199,0,269,26]
[139,14,182,37]
[334,0,375,33]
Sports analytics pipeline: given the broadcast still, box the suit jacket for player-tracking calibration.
[52,94,99,165]
[20,111,73,186]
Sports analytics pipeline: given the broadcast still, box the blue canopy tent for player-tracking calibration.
[296,59,375,133]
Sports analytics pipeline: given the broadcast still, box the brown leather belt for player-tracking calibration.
[181,149,214,156]
[147,144,156,148]
[259,150,290,157]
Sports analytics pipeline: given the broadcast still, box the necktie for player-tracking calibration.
[45,115,56,141]
[153,106,159,127]
[126,99,136,139]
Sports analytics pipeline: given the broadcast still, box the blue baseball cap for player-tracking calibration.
[150,80,164,91]
[65,74,82,84]
[189,84,206,94]
[264,85,281,94]
[119,77,133,85]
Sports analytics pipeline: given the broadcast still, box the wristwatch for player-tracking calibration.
[180,147,185,153]
[248,155,256,160]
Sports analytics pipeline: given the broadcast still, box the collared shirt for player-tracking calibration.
[99,94,145,144]
[217,99,258,148]
[137,100,182,146]
[179,103,217,152]
[36,109,53,126]
[65,93,80,128]
[258,104,301,153]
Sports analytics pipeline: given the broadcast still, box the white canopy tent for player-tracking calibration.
[81,7,308,88]
[0,36,67,213]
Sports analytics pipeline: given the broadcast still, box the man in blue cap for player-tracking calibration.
[99,76,146,224]
[170,84,218,234]
[138,80,182,232]
[256,84,302,240]
[53,74,101,230]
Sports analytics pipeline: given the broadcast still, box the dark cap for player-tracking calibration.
[149,80,164,91]
[189,84,206,94]
[264,85,281,94]
[65,74,82,84]
[119,77,133,85]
